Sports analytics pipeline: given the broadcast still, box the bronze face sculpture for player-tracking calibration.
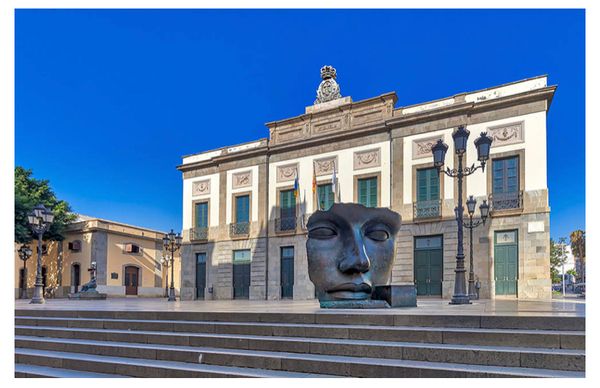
[306,203,401,308]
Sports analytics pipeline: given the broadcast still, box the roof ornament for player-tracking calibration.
[315,65,342,104]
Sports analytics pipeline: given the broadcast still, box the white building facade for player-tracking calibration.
[178,68,554,301]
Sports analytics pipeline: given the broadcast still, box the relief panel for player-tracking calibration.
[412,136,443,159]
[277,163,299,183]
[192,179,211,196]
[314,157,337,176]
[232,171,252,189]
[488,122,524,147]
[353,148,381,170]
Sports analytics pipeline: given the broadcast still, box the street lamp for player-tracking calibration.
[18,245,33,299]
[431,127,493,305]
[463,195,489,300]
[160,255,170,298]
[27,204,55,304]
[163,229,182,302]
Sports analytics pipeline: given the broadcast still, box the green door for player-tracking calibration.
[494,230,518,295]
[414,236,443,296]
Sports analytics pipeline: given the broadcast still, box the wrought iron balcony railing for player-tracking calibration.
[229,222,250,237]
[190,227,208,241]
[275,216,298,233]
[413,199,442,220]
[489,191,523,212]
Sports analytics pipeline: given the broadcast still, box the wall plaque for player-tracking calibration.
[192,179,210,196]
[412,136,443,159]
[314,157,337,176]
[277,163,298,183]
[232,171,252,189]
[353,149,381,170]
[488,122,524,147]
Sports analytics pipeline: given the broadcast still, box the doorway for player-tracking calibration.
[196,252,207,299]
[414,235,443,296]
[494,230,518,295]
[233,250,251,299]
[72,264,81,293]
[124,266,139,295]
[280,246,294,299]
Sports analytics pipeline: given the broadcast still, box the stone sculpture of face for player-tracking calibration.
[306,203,401,302]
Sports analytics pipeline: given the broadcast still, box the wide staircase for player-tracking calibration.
[15,309,585,378]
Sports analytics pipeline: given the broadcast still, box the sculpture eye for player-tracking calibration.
[308,227,337,239]
[365,229,389,242]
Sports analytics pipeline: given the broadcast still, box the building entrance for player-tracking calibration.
[196,252,206,299]
[124,266,139,295]
[414,235,443,296]
[280,246,294,299]
[494,230,518,295]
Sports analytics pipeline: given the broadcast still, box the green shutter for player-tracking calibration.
[417,168,439,202]
[358,177,377,207]
[195,202,208,228]
[235,195,249,223]
[280,189,296,218]
[317,184,334,210]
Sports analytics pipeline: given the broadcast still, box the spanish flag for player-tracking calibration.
[293,176,299,199]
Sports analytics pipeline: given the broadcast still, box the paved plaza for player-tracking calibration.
[14,297,585,317]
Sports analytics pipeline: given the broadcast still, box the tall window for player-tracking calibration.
[195,202,208,228]
[415,167,440,218]
[492,156,520,210]
[317,183,334,211]
[235,195,250,224]
[357,177,378,208]
[279,189,296,231]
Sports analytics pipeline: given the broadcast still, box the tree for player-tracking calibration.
[15,166,77,243]
[570,230,586,282]
[550,238,568,284]
[566,268,578,277]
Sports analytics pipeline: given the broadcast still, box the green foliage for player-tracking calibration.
[570,230,585,260]
[550,237,568,283]
[15,166,77,243]
[550,267,561,284]
[566,268,577,277]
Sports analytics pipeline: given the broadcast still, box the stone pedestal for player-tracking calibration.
[68,290,107,300]
[373,285,417,307]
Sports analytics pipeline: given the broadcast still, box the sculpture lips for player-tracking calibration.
[327,282,372,293]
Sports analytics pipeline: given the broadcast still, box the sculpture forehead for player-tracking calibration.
[308,203,401,231]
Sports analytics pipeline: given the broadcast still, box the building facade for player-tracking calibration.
[178,67,553,301]
[15,215,180,299]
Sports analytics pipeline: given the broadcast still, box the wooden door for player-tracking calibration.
[124,266,139,295]
[196,253,207,299]
[494,230,518,295]
[414,236,443,296]
[72,264,81,293]
[280,247,294,299]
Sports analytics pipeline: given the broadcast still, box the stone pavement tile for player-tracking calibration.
[520,352,585,371]
[560,334,585,350]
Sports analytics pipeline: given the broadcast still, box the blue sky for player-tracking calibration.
[15,9,585,238]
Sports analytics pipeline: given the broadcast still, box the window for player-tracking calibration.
[125,243,140,254]
[415,168,441,219]
[235,195,250,223]
[357,177,378,208]
[491,156,521,210]
[279,189,296,231]
[68,240,82,251]
[195,202,208,228]
[233,249,251,263]
[317,183,334,211]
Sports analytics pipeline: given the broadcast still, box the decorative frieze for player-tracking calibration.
[277,163,298,183]
[313,157,337,176]
[412,136,443,159]
[488,122,524,147]
[192,179,210,196]
[232,171,252,189]
[353,148,381,170]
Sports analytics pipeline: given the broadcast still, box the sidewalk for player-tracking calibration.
[14,297,585,317]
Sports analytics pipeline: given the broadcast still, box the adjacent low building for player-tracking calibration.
[177,66,554,301]
[14,215,180,299]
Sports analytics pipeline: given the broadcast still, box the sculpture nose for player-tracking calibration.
[338,231,371,274]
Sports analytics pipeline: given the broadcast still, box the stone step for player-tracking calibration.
[16,334,585,372]
[15,364,128,378]
[15,317,585,350]
[14,339,584,378]
[14,309,585,331]
[14,348,334,378]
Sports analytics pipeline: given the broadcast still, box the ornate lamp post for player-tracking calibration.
[163,229,182,302]
[18,245,33,299]
[27,204,55,304]
[464,195,490,300]
[160,255,170,298]
[432,126,493,305]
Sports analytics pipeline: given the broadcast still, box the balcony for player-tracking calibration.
[229,222,250,237]
[190,227,208,241]
[413,199,442,220]
[275,216,299,233]
[489,191,523,212]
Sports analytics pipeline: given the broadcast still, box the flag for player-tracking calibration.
[331,167,337,202]
[312,165,318,210]
[293,176,299,199]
